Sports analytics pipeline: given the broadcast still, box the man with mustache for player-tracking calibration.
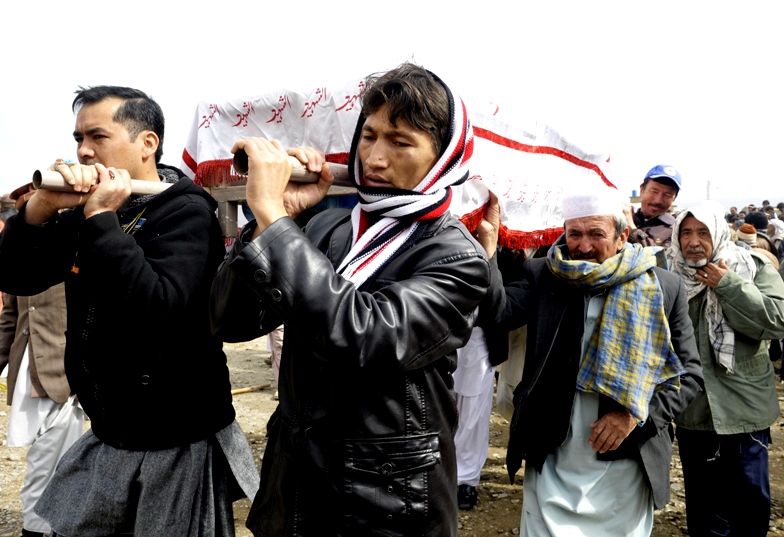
[0,86,257,536]
[624,164,681,248]
[667,201,784,537]
[476,190,702,536]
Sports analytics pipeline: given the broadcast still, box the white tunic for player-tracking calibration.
[454,327,496,486]
[520,293,654,536]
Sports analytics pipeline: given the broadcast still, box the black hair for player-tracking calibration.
[744,210,769,231]
[73,86,165,163]
[361,63,450,157]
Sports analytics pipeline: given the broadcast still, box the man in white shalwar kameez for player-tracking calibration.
[476,190,704,536]
[1,284,84,537]
[454,326,495,510]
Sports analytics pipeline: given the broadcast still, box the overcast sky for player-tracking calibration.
[1,1,781,210]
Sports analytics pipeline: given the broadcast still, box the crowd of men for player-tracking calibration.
[0,63,782,537]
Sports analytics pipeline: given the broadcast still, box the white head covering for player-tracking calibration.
[768,218,784,243]
[562,191,624,221]
[667,201,757,372]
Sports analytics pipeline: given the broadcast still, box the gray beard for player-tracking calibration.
[685,258,709,268]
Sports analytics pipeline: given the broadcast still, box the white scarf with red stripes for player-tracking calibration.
[336,78,473,288]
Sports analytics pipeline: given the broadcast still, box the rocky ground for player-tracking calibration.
[1,339,784,536]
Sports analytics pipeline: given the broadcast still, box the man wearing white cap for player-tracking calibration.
[668,201,784,537]
[625,164,682,248]
[477,190,703,536]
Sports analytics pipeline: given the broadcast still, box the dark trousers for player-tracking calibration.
[676,427,771,537]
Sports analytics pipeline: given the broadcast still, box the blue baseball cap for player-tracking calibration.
[644,164,681,190]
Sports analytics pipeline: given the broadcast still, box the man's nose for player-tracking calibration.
[365,142,388,169]
[578,238,593,252]
[77,143,93,161]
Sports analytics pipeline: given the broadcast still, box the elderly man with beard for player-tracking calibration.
[668,201,784,537]
[476,191,702,536]
[210,63,489,537]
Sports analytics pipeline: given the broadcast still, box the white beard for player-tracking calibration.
[685,258,709,268]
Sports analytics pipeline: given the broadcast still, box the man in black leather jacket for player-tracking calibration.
[210,63,490,537]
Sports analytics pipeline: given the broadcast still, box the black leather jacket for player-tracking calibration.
[210,209,490,537]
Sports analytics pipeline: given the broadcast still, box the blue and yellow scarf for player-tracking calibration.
[547,239,685,422]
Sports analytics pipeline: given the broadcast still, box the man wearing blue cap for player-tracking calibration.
[625,164,682,249]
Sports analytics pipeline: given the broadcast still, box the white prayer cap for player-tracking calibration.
[562,190,624,221]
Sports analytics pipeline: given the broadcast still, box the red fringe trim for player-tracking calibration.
[499,226,563,250]
[458,202,564,250]
[458,205,487,234]
[195,159,242,187]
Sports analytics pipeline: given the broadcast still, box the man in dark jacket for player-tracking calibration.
[625,164,682,248]
[210,63,490,537]
[476,190,703,536]
[0,86,257,536]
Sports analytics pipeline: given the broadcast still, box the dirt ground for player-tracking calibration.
[1,338,784,536]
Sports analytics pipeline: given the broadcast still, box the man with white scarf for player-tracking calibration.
[668,200,784,537]
[210,63,489,537]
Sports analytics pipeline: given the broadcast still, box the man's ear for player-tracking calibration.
[141,131,160,161]
[619,226,631,244]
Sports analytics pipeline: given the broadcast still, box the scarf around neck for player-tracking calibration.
[667,201,757,373]
[335,73,473,288]
[546,238,685,422]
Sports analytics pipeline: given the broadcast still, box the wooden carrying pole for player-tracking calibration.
[33,156,357,238]
[33,170,172,196]
[231,149,353,187]
[230,383,271,395]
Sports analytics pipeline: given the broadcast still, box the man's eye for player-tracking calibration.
[394,141,409,147]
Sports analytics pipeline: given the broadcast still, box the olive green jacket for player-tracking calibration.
[675,254,784,434]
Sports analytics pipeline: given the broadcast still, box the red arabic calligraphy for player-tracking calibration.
[232,101,255,128]
[301,87,327,118]
[336,81,365,112]
[267,95,291,124]
[198,104,220,129]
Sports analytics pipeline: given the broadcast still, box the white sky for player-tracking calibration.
[1,0,781,210]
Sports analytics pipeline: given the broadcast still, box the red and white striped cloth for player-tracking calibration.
[181,80,617,249]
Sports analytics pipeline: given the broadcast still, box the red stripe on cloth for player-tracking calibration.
[349,240,391,278]
[422,102,469,192]
[182,149,198,175]
[357,209,370,240]
[417,190,452,221]
[472,127,615,188]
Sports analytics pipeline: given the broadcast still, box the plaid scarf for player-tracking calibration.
[667,201,757,373]
[335,73,473,288]
[547,239,685,422]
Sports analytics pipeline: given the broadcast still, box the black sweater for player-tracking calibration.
[0,166,234,449]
